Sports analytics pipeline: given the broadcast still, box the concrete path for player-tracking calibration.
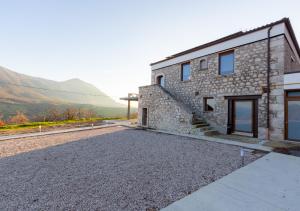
[0,123,119,141]
[162,152,300,211]
[150,129,272,152]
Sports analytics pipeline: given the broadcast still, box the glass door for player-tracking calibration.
[286,91,300,141]
[234,100,253,134]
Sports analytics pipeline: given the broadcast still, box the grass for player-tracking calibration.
[0,117,122,130]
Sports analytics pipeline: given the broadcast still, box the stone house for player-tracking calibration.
[138,18,300,142]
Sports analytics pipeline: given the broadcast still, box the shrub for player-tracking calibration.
[0,120,5,127]
[8,111,29,124]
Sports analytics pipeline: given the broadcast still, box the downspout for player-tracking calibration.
[266,26,273,140]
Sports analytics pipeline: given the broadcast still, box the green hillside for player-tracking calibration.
[0,66,123,107]
[0,66,131,120]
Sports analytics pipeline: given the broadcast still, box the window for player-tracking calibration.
[219,50,234,75]
[204,97,215,111]
[181,62,191,81]
[156,75,165,87]
[200,59,207,70]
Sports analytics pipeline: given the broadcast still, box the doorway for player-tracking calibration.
[142,108,148,126]
[227,96,258,137]
[285,90,300,141]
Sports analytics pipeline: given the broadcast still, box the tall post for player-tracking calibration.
[127,93,131,120]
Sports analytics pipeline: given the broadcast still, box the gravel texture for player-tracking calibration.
[0,127,265,210]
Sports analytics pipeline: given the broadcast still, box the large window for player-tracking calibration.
[181,62,191,81]
[219,50,234,75]
[204,97,215,111]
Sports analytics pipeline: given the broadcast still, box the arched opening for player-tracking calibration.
[156,75,165,87]
[200,59,207,70]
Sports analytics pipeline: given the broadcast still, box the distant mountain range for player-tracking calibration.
[0,66,129,120]
[0,66,122,107]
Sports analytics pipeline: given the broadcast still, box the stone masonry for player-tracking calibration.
[139,35,300,141]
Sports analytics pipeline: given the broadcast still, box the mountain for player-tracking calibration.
[0,66,122,107]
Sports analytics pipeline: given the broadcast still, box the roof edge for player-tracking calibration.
[150,18,299,66]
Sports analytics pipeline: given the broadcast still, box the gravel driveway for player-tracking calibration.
[0,127,265,210]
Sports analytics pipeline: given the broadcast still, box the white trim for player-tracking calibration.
[151,23,286,70]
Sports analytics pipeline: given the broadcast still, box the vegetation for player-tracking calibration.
[0,117,121,130]
[0,106,130,132]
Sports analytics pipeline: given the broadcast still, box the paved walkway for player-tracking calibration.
[162,152,300,211]
[0,123,119,141]
[150,129,272,152]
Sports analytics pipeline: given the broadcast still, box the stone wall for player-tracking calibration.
[138,84,194,134]
[141,35,290,141]
[284,39,300,73]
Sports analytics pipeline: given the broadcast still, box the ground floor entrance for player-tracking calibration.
[226,96,259,138]
[285,90,300,141]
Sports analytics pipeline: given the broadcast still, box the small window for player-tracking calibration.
[156,75,165,87]
[219,50,234,75]
[200,59,207,70]
[204,97,215,111]
[181,62,191,81]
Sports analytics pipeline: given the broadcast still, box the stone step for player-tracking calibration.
[192,120,206,125]
[203,130,220,136]
[198,126,213,132]
[193,123,210,128]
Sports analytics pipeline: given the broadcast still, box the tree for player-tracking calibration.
[64,107,77,120]
[8,111,29,124]
[46,107,62,121]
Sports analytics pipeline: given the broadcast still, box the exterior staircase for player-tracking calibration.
[191,114,220,136]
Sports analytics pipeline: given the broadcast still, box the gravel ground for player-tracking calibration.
[0,126,125,158]
[0,127,265,211]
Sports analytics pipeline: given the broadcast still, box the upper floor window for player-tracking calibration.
[156,75,165,87]
[200,59,208,70]
[219,50,234,75]
[181,62,191,81]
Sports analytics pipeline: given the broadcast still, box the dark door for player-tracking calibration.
[285,91,300,141]
[228,98,258,137]
[142,108,148,126]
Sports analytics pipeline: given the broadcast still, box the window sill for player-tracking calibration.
[203,110,214,113]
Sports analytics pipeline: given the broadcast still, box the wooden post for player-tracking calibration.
[127,93,131,120]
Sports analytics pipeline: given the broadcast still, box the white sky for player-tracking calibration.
[0,0,299,107]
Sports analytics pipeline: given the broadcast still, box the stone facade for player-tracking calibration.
[139,35,300,141]
[138,84,193,134]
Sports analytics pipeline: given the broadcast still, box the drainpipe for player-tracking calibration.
[266,26,273,140]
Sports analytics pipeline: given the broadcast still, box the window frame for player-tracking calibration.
[199,59,208,70]
[181,62,191,81]
[219,50,235,76]
[203,97,214,112]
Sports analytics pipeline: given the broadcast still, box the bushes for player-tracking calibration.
[0,120,5,127]
[8,111,29,124]
[0,114,5,126]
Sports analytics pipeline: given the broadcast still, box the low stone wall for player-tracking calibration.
[138,85,193,134]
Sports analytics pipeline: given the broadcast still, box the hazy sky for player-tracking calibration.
[0,0,299,104]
